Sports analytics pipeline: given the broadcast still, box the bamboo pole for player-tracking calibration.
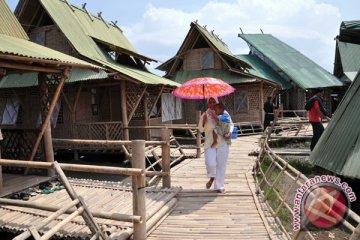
[26,68,70,175]
[195,110,202,158]
[53,162,107,239]
[13,199,80,240]
[0,159,144,176]
[128,86,147,122]
[260,81,264,125]
[161,129,171,188]
[0,54,97,70]
[41,207,85,240]
[0,61,62,74]
[52,138,166,146]
[131,140,146,240]
[39,73,56,177]
[120,81,129,141]
[144,94,150,140]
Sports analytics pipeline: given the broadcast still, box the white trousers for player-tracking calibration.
[204,144,229,190]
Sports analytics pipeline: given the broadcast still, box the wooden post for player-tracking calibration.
[131,140,146,239]
[161,129,171,188]
[120,81,129,140]
[259,81,264,125]
[144,95,150,140]
[44,123,55,177]
[195,110,202,158]
[26,68,70,175]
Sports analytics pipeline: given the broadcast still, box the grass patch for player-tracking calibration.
[257,157,292,225]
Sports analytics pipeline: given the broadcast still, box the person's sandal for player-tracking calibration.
[206,179,214,189]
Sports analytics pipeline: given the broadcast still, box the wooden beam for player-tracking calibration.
[143,94,150,140]
[0,61,61,74]
[147,85,164,118]
[26,68,70,171]
[120,81,129,140]
[0,54,96,70]
[128,85,147,122]
[259,81,264,125]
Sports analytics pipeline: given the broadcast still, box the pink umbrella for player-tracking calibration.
[172,77,235,99]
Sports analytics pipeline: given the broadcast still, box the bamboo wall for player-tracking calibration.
[176,83,266,125]
[183,48,224,71]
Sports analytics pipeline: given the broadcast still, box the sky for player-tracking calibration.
[6,0,360,75]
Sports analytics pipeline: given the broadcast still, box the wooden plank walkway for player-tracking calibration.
[148,135,286,240]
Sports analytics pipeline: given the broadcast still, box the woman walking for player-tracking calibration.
[198,97,233,193]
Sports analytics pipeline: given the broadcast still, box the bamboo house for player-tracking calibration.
[157,21,287,126]
[1,0,181,159]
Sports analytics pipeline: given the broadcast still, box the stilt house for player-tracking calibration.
[157,21,288,125]
[0,0,103,169]
[5,0,179,151]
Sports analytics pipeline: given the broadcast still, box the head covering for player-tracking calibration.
[207,96,219,104]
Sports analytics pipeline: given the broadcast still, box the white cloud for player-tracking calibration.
[121,0,342,72]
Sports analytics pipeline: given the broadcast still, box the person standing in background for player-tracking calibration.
[263,96,275,131]
[307,88,331,151]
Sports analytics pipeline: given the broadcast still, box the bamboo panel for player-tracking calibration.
[0,177,181,239]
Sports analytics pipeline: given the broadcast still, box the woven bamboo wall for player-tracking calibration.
[229,84,262,123]
[183,48,224,71]
[177,83,264,124]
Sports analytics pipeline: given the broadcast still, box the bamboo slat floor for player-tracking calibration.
[148,135,287,240]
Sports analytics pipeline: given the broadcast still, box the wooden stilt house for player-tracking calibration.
[0,0,103,173]
[238,33,345,114]
[157,21,287,126]
[8,0,179,151]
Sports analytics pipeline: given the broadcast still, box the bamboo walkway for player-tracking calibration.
[148,135,286,240]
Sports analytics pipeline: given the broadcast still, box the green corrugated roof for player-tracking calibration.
[193,22,251,68]
[37,0,172,85]
[40,0,152,63]
[337,40,360,81]
[310,71,360,178]
[95,58,179,86]
[193,22,233,56]
[0,67,108,88]
[0,33,101,67]
[340,20,360,32]
[173,69,256,85]
[239,34,343,89]
[235,54,291,89]
[0,0,29,40]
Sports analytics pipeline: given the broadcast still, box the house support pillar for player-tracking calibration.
[26,68,70,175]
[121,81,129,141]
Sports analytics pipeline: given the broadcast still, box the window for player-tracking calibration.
[2,97,21,125]
[201,51,214,69]
[234,91,249,113]
[161,93,182,122]
[91,88,98,115]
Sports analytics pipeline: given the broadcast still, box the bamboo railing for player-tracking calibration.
[0,134,174,239]
[255,122,360,240]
